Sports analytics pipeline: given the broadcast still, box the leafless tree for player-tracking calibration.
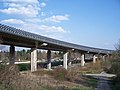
[115,39,120,51]
[114,39,120,58]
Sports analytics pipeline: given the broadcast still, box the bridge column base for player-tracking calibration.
[9,45,15,64]
[31,48,37,72]
[47,50,51,70]
[63,52,68,69]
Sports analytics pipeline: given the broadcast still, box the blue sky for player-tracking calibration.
[0,0,120,50]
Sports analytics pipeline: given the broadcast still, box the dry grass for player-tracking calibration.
[0,65,40,90]
[85,60,103,74]
[32,67,96,90]
[0,64,97,90]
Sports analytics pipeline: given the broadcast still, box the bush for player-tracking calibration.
[0,65,20,89]
[51,67,68,81]
[109,56,120,89]
[0,65,39,90]
[51,67,76,81]
[109,58,120,75]
[17,63,30,71]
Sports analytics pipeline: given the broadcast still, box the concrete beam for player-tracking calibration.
[63,52,68,69]
[9,45,15,64]
[81,54,85,66]
[31,48,37,72]
[47,50,51,70]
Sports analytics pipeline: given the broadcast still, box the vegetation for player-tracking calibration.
[109,58,120,90]
[108,40,120,90]
[17,63,30,71]
[0,63,98,90]
[33,67,96,90]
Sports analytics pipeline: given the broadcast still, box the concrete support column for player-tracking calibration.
[68,52,71,66]
[81,54,85,66]
[93,55,96,63]
[68,61,72,66]
[102,55,106,61]
[9,45,15,64]
[63,52,68,69]
[31,48,37,72]
[47,50,51,70]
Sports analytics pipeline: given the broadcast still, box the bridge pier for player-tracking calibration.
[93,55,97,63]
[63,52,68,69]
[102,55,106,61]
[68,61,72,66]
[31,48,37,72]
[81,54,85,66]
[9,45,15,64]
[68,51,72,66]
[47,50,51,70]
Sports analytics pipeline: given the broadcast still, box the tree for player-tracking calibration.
[114,39,120,58]
[110,39,120,74]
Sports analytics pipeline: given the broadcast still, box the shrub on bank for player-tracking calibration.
[51,67,76,81]
[51,67,68,81]
[109,58,120,75]
[17,63,30,71]
[0,65,40,90]
[108,58,120,90]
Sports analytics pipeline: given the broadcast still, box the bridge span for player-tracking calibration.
[0,24,113,72]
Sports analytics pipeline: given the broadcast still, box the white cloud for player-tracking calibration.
[8,3,21,7]
[40,2,46,8]
[0,0,40,17]
[41,12,46,16]
[22,23,67,33]
[44,14,69,22]
[38,25,66,33]
[25,18,42,23]
[0,4,40,17]
[1,19,67,33]
[1,0,39,4]
[1,19,25,25]
[24,14,69,23]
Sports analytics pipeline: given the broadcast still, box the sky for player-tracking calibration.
[0,0,120,50]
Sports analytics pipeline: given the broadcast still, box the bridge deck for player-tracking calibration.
[0,24,112,54]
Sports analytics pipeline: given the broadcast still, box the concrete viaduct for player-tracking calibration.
[0,24,113,72]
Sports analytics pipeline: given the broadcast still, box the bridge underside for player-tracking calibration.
[0,32,68,51]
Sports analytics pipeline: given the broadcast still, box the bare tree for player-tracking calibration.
[114,39,120,58]
[115,39,120,51]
